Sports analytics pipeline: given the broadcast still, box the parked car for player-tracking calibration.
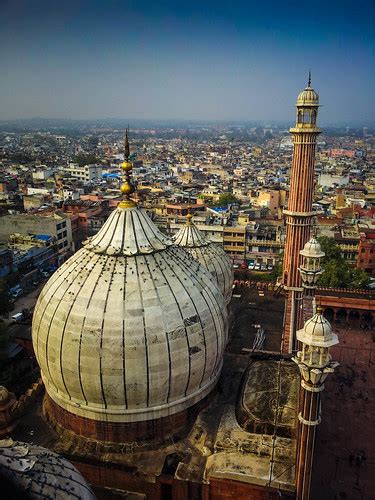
[267,264,274,271]
[254,263,261,271]
[11,312,24,322]
[260,264,267,271]
[11,288,23,299]
[248,263,255,270]
[233,264,240,269]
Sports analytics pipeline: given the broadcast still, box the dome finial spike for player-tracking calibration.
[124,126,130,161]
[308,69,311,87]
[119,127,136,208]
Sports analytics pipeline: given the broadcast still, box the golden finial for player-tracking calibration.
[119,127,136,209]
[186,205,193,226]
[316,305,323,315]
[308,70,311,87]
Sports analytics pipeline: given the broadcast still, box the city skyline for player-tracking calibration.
[0,0,374,124]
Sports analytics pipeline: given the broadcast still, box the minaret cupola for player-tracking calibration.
[294,72,320,129]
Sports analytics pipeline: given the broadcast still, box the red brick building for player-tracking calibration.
[357,229,375,276]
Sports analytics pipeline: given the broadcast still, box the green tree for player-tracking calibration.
[73,154,99,167]
[215,193,241,207]
[317,237,370,289]
[318,236,342,260]
[350,267,372,289]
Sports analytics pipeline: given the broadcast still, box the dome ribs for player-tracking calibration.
[33,250,85,368]
[132,256,150,407]
[172,223,233,305]
[143,254,172,404]
[153,251,192,399]
[166,248,222,385]
[121,258,128,408]
[49,252,97,401]
[32,204,228,426]
[161,249,208,392]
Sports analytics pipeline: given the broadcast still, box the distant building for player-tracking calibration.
[357,230,375,276]
[32,166,54,182]
[329,148,355,158]
[7,233,58,283]
[0,175,18,194]
[0,212,72,262]
[318,173,350,188]
[65,163,102,182]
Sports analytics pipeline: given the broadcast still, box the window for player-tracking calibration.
[57,232,63,240]
[63,230,67,237]
[58,243,64,249]
[56,223,62,230]
[62,221,66,228]
[63,241,68,247]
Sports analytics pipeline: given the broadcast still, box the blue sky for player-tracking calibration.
[0,0,374,124]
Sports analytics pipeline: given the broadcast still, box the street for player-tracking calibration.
[11,282,45,317]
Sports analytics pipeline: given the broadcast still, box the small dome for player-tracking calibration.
[300,237,325,259]
[32,204,227,425]
[173,221,233,306]
[0,439,95,499]
[297,310,338,348]
[0,386,9,403]
[296,86,319,107]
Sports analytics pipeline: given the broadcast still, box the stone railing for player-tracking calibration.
[316,286,374,297]
[233,280,278,291]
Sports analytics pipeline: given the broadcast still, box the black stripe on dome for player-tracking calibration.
[58,253,101,402]
[133,256,150,407]
[167,247,224,388]
[153,250,192,399]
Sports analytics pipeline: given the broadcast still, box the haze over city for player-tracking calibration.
[0,0,374,125]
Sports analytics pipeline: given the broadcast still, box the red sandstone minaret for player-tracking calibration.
[282,74,321,353]
[292,307,339,499]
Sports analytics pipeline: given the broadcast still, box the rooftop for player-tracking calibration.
[312,324,375,499]
[11,289,297,496]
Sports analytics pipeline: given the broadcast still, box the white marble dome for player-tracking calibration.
[296,85,319,107]
[0,439,95,499]
[297,311,338,348]
[32,205,227,423]
[173,221,233,306]
[300,237,324,259]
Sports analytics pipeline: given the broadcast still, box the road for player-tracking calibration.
[12,282,45,317]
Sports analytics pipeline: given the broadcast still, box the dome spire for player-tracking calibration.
[124,125,130,160]
[186,205,193,226]
[308,69,311,87]
[119,127,136,209]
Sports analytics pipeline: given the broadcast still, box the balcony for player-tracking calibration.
[246,239,284,248]
[223,236,246,243]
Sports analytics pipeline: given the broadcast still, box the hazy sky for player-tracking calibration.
[0,0,374,124]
